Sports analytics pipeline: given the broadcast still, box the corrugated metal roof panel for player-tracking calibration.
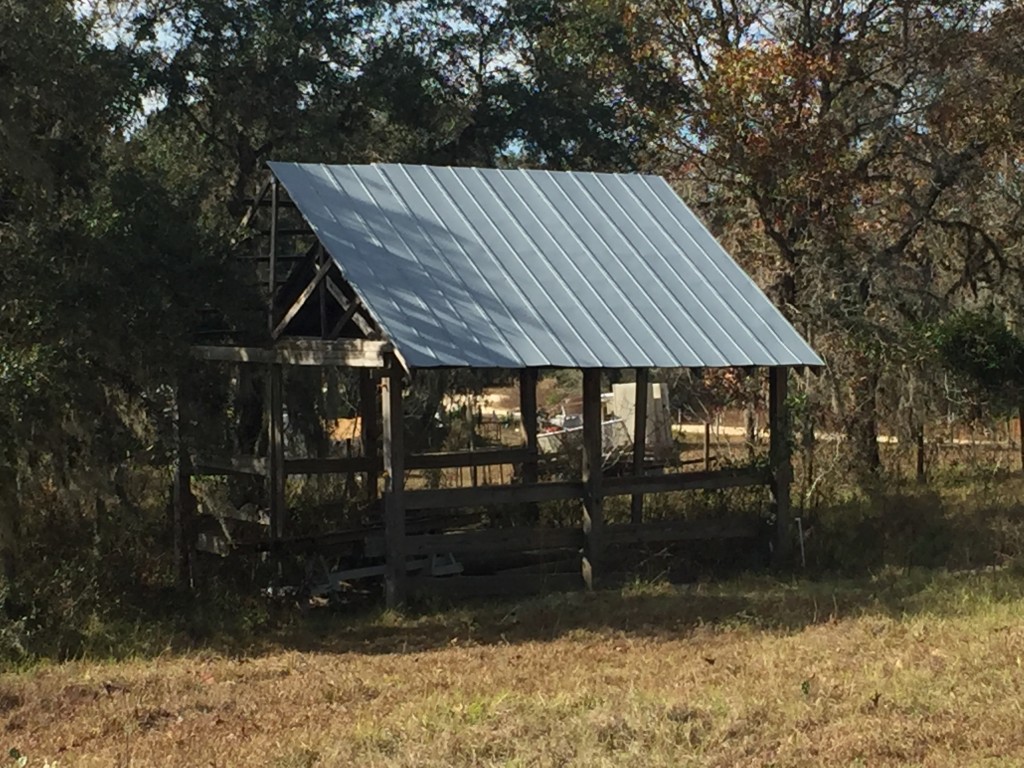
[267,162,823,369]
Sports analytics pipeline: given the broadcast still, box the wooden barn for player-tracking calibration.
[180,163,823,607]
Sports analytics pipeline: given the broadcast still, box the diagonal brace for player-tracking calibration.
[325,278,377,338]
[272,259,334,339]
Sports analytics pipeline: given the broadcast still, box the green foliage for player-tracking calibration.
[929,310,1024,409]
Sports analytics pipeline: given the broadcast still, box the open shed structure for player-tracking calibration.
[182,163,822,608]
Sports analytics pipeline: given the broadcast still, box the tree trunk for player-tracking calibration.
[0,463,20,584]
[846,369,882,476]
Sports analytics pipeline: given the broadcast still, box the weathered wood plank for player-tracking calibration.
[193,455,268,476]
[360,370,380,503]
[703,422,712,470]
[409,573,582,600]
[325,277,377,338]
[630,367,649,525]
[404,527,582,557]
[581,369,604,590]
[604,467,771,495]
[328,297,361,339]
[191,339,390,367]
[519,368,539,483]
[407,447,534,470]
[769,366,793,564]
[403,480,584,511]
[317,246,328,337]
[284,456,376,475]
[172,390,194,590]
[258,227,314,237]
[271,258,334,339]
[605,517,762,546]
[279,447,536,476]
[382,360,406,609]
[238,176,272,230]
[268,364,286,539]
[267,178,279,335]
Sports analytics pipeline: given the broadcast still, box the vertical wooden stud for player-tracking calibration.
[1018,402,1024,473]
[768,366,792,564]
[519,368,539,512]
[915,425,926,484]
[469,406,478,487]
[172,380,195,591]
[318,245,328,338]
[582,369,605,589]
[630,368,649,525]
[268,364,287,540]
[359,369,379,503]
[268,179,279,335]
[703,422,711,470]
[382,359,406,609]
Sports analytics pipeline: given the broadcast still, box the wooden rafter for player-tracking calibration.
[325,277,377,338]
[328,295,363,339]
[238,176,272,230]
[271,258,334,339]
[191,339,391,367]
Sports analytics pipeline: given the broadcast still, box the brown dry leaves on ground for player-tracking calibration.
[2,571,1024,767]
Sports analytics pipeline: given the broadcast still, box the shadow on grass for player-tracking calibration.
[219,565,1024,660]
[17,473,1024,665]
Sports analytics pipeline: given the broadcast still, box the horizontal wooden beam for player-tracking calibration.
[603,467,771,496]
[192,455,267,476]
[404,527,582,556]
[258,227,313,236]
[284,456,376,475]
[284,447,535,476]
[407,447,535,470]
[605,516,762,546]
[409,573,582,599]
[242,196,296,209]
[191,339,390,367]
[404,481,583,511]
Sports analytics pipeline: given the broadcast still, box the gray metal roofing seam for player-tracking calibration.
[267,161,823,370]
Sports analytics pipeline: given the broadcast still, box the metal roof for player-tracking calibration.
[268,162,823,370]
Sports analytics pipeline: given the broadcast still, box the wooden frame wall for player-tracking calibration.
[175,176,798,606]
[178,353,795,607]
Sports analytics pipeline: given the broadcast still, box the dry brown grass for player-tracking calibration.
[3,570,1024,767]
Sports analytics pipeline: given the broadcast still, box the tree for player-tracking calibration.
[0,0,222,626]
[612,0,1024,476]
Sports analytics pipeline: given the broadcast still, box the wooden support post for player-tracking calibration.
[1018,402,1024,473]
[268,364,286,540]
[630,368,649,524]
[382,360,406,609]
[469,407,478,487]
[318,245,328,338]
[703,422,711,470]
[915,424,926,484]
[519,368,539,515]
[268,179,279,335]
[171,466,193,590]
[360,370,380,504]
[582,369,605,589]
[768,367,792,565]
[172,381,195,591]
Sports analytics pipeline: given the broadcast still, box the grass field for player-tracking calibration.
[3,568,1024,767]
